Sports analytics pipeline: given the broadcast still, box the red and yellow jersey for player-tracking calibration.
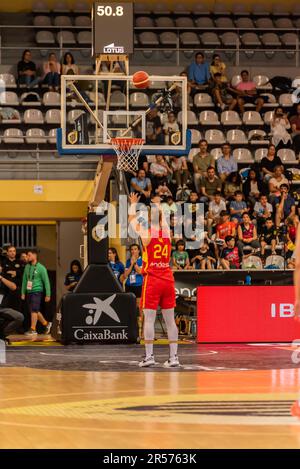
[142,233,174,281]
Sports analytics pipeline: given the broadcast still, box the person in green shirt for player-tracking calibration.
[172,240,190,270]
[21,249,51,336]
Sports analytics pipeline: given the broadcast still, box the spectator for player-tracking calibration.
[163,112,180,145]
[155,181,172,199]
[243,169,263,207]
[21,249,51,336]
[170,155,189,191]
[43,53,61,91]
[212,72,237,111]
[146,108,164,145]
[220,235,241,270]
[188,52,210,92]
[1,245,22,310]
[186,192,201,220]
[260,218,278,256]
[253,194,273,233]
[19,251,29,269]
[200,166,222,202]
[275,183,296,228]
[237,213,260,255]
[62,52,78,75]
[260,144,283,182]
[224,172,242,200]
[287,250,296,269]
[172,240,190,270]
[150,155,172,189]
[271,107,292,149]
[192,139,215,193]
[269,166,289,204]
[217,144,238,181]
[64,259,83,292]
[108,248,125,282]
[216,210,236,241]
[161,195,177,216]
[230,190,249,223]
[285,215,299,257]
[235,70,265,114]
[17,49,37,87]
[290,103,300,156]
[210,54,227,82]
[130,169,152,205]
[191,241,215,270]
[121,244,143,300]
[0,265,24,343]
[207,192,226,236]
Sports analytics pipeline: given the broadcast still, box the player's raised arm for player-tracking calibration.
[128,193,151,246]
[294,223,300,321]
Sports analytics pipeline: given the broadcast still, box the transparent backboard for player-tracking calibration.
[58,74,189,156]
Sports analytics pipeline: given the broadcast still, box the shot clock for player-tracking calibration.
[92,2,134,56]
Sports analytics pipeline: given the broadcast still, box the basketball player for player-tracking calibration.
[128,193,179,367]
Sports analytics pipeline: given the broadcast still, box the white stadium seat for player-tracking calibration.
[159,32,178,45]
[24,109,44,124]
[205,129,226,144]
[180,32,200,46]
[190,129,201,144]
[242,256,263,270]
[45,109,61,124]
[67,109,85,124]
[43,91,61,106]
[278,93,294,107]
[0,91,19,105]
[25,128,46,144]
[243,111,263,125]
[265,255,285,269]
[248,129,269,144]
[33,15,52,26]
[241,33,261,47]
[135,16,154,27]
[194,93,214,108]
[36,31,55,44]
[221,111,242,126]
[54,16,72,27]
[77,31,91,44]
[188,147,199,163]
[178,110,198,125]
[200,32,221,47]
[227,129,248,145]
[199,110,220,126]
[233,148,253,163]
[155,17,175,27]
[255,148,268,162]
[130,92,149,108]
[0,73,16,88]
[175,17,194,27]
[110,91,126,107]
[48,128,57,143]
[264,111,275,125]
[253,75,272,90]
[277,148,297,162]
[74,16,91,27]
[3,128,24,143]
[195,17,214,28]
[210,147,223,160]
[20,92,41,106]
[57,31,76,44]
[139,32,159,46]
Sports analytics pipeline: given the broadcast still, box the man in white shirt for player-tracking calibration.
[207,192,226,237]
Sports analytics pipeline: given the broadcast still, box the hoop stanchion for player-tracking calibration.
[110,137,145,172]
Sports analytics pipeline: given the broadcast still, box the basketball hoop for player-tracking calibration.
[110,137,145,172]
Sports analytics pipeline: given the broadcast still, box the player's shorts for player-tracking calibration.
[27,292,43,313]
[140,274,176,310]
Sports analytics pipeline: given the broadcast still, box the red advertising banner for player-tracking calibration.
[197,286,300,343]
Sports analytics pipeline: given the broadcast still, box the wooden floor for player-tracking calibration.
[1,343,300,449]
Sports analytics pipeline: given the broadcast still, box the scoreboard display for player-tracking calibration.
[92,2,134,56]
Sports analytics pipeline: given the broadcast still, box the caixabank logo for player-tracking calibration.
[72,294,128,341]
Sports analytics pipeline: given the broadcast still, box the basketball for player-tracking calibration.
[132,70,150,89]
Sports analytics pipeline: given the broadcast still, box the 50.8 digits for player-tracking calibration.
[97,5,124,16]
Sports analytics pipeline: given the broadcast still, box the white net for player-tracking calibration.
[111,138,145,172]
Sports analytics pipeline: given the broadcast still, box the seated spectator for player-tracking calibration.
[220,235,241,270]
[230,190,249,223]
[43,52,61,91]
[191,241,215,270]
[161,195,177,216]
[172,240,190,270]
[108,248,125,282]
[269,166,289,204]
[170,155,189,190]
[200,166,222,203]
[150,155,172,189]
[163,112,180,145]
[237,212,260,255]
[234,70,265,114]
[64,259,83,292]
[130,169,152,205]
[217,144,238,181]
[290,103,300,156]
[155,181,172,199]
[224,172,242,200]
[260,218,278,256]
[146,108,164,145]
[210,54,228,83]
[271,106,292,149]
[186,192,201,220]
[216,210,236,241]
[188,52,210,93]
[193,139,215,193]
[260,144,283,182]
[62,52,78,75]
[285,215,298,256]
[0,265,24,342]
[243,169,263,207]
[212,72,237,111]
[207,192,226,237]
[275,183,296,227]
[17,50,37,87]
[253,194,273,233]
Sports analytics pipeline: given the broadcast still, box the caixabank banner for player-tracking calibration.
[197,286,300,343]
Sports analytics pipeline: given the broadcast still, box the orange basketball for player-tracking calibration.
[132,71,150,89]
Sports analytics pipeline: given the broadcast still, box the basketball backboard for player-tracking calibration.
[56,74,191,157]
